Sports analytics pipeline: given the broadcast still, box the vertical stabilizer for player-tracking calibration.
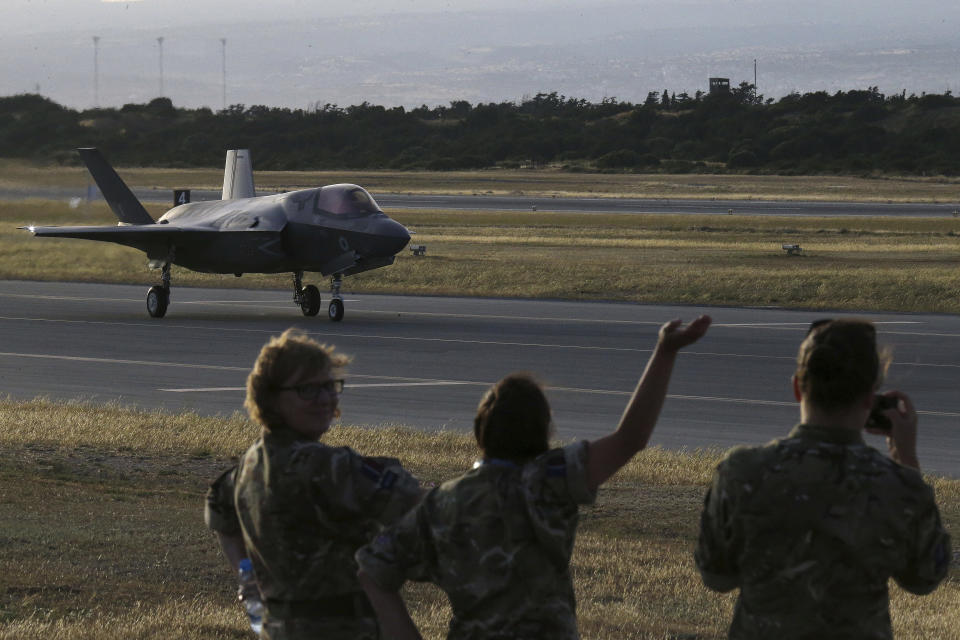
[77,148,155,225]
[222,149,255,200]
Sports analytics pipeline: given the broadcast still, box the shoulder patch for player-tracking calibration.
[547,451,567,477]
[380,470,398,489]
[360,457,399,490]
[361,457,385,482]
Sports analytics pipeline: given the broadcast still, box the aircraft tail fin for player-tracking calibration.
[77,148,155,225]
[222,149,256,200]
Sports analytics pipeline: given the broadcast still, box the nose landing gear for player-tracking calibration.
[328,273,344,322]
[292,271,345,321]
[293,271,321,317]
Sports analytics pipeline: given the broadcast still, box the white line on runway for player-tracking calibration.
[4,339,960,371]
[3,347,956,417]
[0,351,247,371]
[156,380,960,418]
[0,297,933,331]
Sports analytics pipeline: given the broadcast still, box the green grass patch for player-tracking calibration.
[0,398,956,639]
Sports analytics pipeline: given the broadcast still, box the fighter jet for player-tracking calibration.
[22,148,410,321]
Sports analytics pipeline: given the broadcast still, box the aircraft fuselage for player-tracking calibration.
[155,185,410,274]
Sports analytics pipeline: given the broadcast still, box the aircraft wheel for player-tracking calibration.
[300,285,321,316]
[146,286,169,318]
[328,298,344,322]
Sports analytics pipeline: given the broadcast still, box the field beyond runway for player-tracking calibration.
[0,280,958,477]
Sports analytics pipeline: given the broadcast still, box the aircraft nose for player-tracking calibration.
[378,217,411,255]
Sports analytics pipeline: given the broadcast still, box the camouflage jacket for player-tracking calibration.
[356,441,597,640]
[205,428,422,603]
[695,423,951,640]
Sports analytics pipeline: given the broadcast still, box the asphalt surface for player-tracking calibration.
[1,280,957,477]
[4,186,960,217]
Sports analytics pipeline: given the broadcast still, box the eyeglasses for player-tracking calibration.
[278,379,345,400]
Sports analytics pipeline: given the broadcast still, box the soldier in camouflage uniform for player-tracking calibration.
[696,318,951,640]
[356,316,712,639]
[205,328,422,640]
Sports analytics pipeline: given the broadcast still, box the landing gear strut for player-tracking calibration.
[293,271,321,317]
[146,263,171,318]
[328,273,344,322]
[292,271,345,320]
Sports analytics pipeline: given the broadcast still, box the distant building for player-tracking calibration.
[709,77,730,95]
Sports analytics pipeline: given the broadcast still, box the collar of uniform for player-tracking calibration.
[263,426,315,446]
[789,423,865,446]
[473,457,520,469]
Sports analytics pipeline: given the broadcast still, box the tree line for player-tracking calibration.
[2,84,960,175]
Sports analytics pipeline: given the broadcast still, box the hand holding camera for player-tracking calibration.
[866,391,920,470]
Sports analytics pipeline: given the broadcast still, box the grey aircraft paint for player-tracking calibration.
[21,148,410,320]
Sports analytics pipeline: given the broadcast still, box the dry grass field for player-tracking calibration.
[0,398,956,639]
[2,200,959,313]
[3,158,960,201]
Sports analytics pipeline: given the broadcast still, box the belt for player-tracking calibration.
[265,592,375,619]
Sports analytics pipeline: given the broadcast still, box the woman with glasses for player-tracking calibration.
[695,318,950,639]
[205,328,422,640]
[355,315,711,639]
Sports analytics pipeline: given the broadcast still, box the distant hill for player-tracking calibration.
[2,87,960,176]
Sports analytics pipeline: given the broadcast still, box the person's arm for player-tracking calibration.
[358,569,423,640]
[586,315,711,491]
[695,462,741,592]
[215,531,247,573]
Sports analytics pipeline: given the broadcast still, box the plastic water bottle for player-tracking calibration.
[237,558,264,635]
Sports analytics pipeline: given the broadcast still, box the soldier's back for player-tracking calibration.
[718,425,945,639]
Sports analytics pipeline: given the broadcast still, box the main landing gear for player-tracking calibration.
[146,263,171,318]
[293,271,345,321]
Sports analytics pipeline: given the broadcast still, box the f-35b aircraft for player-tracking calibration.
[22,148,410,320]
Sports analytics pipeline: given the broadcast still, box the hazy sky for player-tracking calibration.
[3,0,959,109]
[5,0,957,34]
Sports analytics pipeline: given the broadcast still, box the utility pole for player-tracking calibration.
[93,36,100,107]
[220,38,227,110]
[753,58,758,103]
[157,36,165,97]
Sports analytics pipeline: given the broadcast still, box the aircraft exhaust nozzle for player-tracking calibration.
[222,149,255,200]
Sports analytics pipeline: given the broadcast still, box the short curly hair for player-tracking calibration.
[244,328,350,431]
[796,319,891,411]
[474,373,552,461]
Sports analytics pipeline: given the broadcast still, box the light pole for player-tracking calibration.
[157,36,165,97]
[753,58,758,103]
[220,38,227,110]
[93,36,100,107]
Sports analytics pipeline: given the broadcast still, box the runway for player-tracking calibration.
[3,186,958,217]
[1,280,958,477]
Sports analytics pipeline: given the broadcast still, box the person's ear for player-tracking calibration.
[792,375,802,402]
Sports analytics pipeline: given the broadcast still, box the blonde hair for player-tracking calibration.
[244,328,350,430]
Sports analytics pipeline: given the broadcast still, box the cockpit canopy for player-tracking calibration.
[315,184,383,216]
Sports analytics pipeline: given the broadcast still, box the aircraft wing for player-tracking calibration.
[21,223,285,265]
[21,224,223,254]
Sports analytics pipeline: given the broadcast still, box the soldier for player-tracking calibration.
[355,315,712,639]
[695,318,951,639]
[205,328,422,640]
